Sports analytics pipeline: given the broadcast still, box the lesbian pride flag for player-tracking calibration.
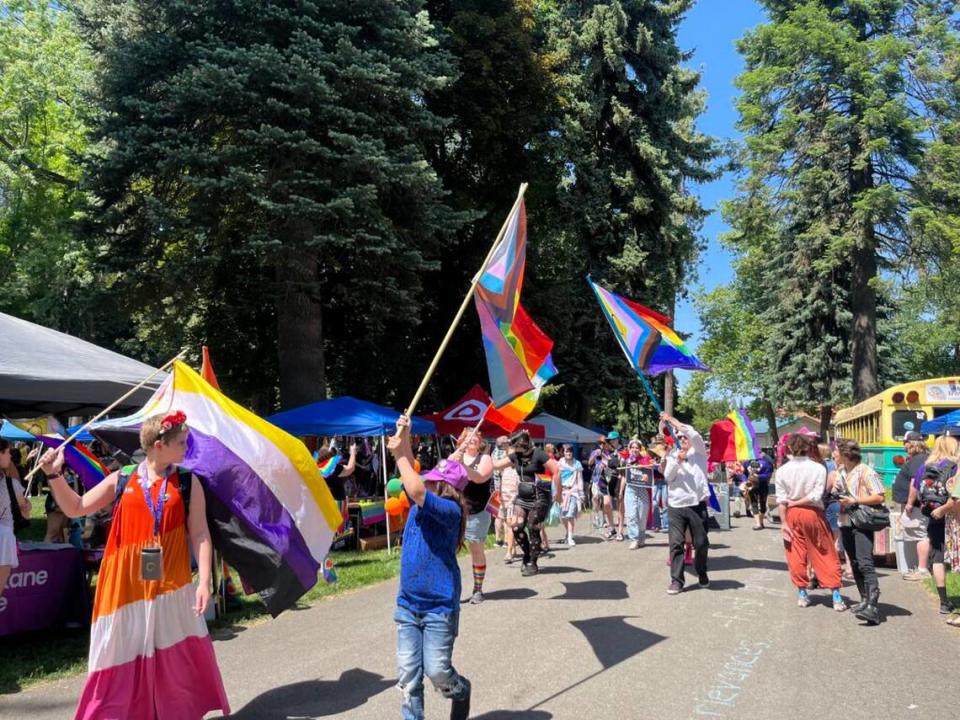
[90,360,341,616]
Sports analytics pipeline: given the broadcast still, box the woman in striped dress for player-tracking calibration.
[41,412,229,720]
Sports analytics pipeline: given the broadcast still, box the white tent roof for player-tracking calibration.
[0,312,165,416]
[528,413,601,445]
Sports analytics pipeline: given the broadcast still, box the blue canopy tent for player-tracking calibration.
[266,397,435,437]
[921,409,960,435]
[267,397,435,553]
[0,419,34,441]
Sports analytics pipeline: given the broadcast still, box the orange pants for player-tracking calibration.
[783,505,841,590]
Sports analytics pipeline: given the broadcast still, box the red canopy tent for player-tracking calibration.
[424,385,545,440]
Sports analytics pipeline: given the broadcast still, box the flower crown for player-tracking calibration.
[158,410,187,436]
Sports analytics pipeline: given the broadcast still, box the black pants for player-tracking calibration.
[927,515,947,564]
[750,481,770,516]
[514,490,550,565]
[668,504,709,586]
[841,525,878,599]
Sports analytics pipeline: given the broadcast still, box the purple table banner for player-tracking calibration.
[0,542,91,637]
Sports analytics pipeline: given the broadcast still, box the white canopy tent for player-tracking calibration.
[0,312,165,416]
[527,413,602,445]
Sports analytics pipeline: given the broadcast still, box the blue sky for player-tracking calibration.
[673,0,767,386]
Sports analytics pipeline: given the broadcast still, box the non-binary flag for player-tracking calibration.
[587,277,709,376]
[90,361,342,617]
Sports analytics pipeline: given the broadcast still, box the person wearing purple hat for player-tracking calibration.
[388,416,471,720]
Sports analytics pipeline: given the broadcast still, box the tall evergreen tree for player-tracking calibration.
[732,0,933,402]
[77,0,457,409]
[537,0,716,424]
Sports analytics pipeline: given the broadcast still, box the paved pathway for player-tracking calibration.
[3,520,957,719]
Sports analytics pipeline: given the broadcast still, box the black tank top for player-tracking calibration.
[514,448,550,484]
[462,454,492,515]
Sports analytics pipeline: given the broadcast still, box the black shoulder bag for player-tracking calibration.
[848,467,890,532]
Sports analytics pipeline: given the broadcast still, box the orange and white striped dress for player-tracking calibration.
[75,466,229,720]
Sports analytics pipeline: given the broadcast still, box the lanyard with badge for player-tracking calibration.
[140,462,169,582]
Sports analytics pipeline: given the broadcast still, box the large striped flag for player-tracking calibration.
[588,277,709,376]
[474,198,538,406]
[487,304,557,431]
[90,361,341,616]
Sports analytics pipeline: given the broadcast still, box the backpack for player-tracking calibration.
[918,460,956,515]
[5,474,30,533]
[114,464,193,519]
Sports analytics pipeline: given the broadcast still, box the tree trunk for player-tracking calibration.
[764,399,779,450]
[275,231,325,410]
[819,404,832,441]
[850,217,879,402]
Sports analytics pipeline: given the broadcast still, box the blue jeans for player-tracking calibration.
[394,606,468,720]
[652,483,669,531]
[624,485,650,541]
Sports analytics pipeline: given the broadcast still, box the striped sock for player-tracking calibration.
[472,563,486,594]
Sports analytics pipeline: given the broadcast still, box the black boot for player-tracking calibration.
[450,677,471,720]
[521,562,539,577]
[848,579,867,614]
[855,588,882,625]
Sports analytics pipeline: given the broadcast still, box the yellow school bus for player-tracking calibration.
[833,377,960,485]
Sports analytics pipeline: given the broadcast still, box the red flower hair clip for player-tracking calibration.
[159,410,187,434]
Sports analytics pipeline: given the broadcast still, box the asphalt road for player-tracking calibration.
[3,518,957,719]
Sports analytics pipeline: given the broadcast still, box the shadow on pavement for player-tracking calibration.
[570,616,667,668]
[473,712,553,719]
[552,580,629,601]
[227,668,393,718]
[568,535,605,544]
[708,555,788,573]
[876,602,913,619]
[536,566,592,575]
[482,587,538,601]
[701,578,746,591]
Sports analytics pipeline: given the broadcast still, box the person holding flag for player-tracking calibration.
[659,412,712,594]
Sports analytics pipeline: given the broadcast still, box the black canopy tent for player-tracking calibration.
[0,312,165,416]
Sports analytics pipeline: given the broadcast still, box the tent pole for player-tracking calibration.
[382,434,391,553]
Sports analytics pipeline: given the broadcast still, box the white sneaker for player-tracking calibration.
[567,537,576,546]
[628,540,640,550]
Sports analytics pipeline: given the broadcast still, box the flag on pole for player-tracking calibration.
[10,416,108,490]
[200,345,221,391]
[587,277,709,376]
[90,361,342,616]
[487,305,557,431]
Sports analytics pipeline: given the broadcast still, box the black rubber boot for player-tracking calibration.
[848,579,867,614]
[520,562,539,577]
[450,677,471,720]
[855,588,882,625]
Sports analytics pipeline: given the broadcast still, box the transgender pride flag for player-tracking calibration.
[90,361,341,616]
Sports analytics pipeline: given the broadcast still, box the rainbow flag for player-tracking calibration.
[728,409,761,461]
[588,277,709,376]
[487,305,557,431]
[89,361,341,616]
[317,453,340,479]
[10,416,108,490]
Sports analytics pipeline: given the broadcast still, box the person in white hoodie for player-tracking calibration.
[658,413,711,595]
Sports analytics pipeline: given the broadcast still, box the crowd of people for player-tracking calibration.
[7,406,960,720]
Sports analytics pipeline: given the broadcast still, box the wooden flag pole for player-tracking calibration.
[403,183,528,418]
[24,349,188,492]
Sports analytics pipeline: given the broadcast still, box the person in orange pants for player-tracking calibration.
[774,434,846,611]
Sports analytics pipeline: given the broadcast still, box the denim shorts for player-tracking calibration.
[824,500,840,532]
[464,511,492,545]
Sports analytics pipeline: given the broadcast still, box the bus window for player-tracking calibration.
[892,409,927,440]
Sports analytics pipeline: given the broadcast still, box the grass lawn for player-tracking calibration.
[923,570,960,605]
[2,508,499,693]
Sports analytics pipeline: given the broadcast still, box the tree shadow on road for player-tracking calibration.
[551,580,629,601]
[536,565,592,575]
[226,668,393,718]
[707,555,788,573]
[482,587,538,601]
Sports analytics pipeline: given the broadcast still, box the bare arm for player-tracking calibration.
[42,447,117,518]
[388,417,427,507]
[339,444,357,477]
[187,475,213,615]
[464,454,494,485]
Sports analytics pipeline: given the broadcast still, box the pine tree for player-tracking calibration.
[77,0,457,408]
[733,0,931,402]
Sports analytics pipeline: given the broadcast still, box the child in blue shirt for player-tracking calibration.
[388,415,471,720]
